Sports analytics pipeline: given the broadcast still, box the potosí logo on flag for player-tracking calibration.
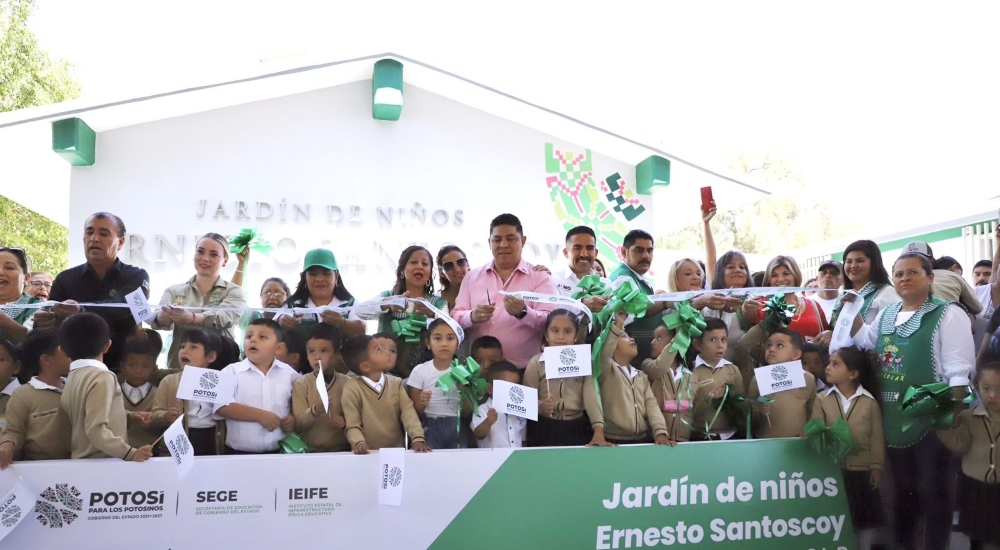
[200,371,220,390]
[492,380,538,421]
[772,366,788,381]
[172,434,191,458]
[509,386,524,405]
[560,348,577,366]
[177,366,236,404]
[388,467,403,488]
[1,505,21,528]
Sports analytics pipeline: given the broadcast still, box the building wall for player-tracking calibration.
[67,81,654,302]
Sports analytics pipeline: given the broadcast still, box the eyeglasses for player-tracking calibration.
[261,291,287,299]
[442,258,469,272]
[29,281,52,289]
[0,247,28,272]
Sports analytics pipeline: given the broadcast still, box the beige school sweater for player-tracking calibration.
[62,360,137,460]
[0,379,19,416]
[812,389,886,472]
[689,358,745,435]
[342,375,425,450]
[124,385,162,447]
[0,380,71,461]
[598,325,669,441]
[150,372,224,455]
[523,353,604,427]
[640,330,688,441]
[748,372,817,439]
[937,405,1000,483]
[292,371,349,452]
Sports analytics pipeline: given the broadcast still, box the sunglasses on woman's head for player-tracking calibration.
[441,258,468,272]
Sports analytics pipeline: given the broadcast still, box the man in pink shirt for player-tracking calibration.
[452,214,557,369]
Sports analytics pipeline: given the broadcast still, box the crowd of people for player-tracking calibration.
[0,209,998,549]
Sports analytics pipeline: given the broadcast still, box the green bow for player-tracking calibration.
[390,313,428,344]
[899,382,975,432]
[278,433,309,454]
[571,274,612,300]
[436,358,488,417]
[763,294,795,328]
[803,418,855,462]
[706,385,773,440]
[593,279,653,329]
[229,227,274,256]
[663,301,707,358]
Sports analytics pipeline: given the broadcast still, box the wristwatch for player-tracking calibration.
[514,306,528,320]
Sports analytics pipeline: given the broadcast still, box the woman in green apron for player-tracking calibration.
[0,247,38,343]
[849,252,975,550]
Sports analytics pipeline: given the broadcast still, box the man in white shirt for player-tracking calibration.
[551,226,609,313]
[813,260,843,323]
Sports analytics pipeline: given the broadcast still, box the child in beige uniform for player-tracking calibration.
[644,321,690,442]
[120,338,163,448]
[689,319,743,441]
[598,311,673,445]
[60,313,153,461]
[0,328,71,467]
[341,335,429,454]
[523,309,608,447]
[293,325,350,452]
[0,339,21,417]
[747,328,817,439]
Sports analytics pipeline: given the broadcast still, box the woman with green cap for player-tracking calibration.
[276,248,366,343]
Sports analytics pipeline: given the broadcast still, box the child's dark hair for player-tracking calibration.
[212,335,240,371]
[342,335,374,376]
[542,309,580,346]
[17,328,60,377]
[831,346,879,398]
[126,328,163,357]
[122,337,160,361]
[372,331,397,342]
[281,328,308,372]
[699,317,729,338]
[487,360,521,384]
[248,317,284,343]
[975,361,1000,385]
[800,342,829,365]
[179,328,221,358]
[59,312,109,361]
[768,327,804,351]
[471,335,502,355]
[308,323,344,351]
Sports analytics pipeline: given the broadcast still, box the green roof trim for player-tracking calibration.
[828,226,967,262]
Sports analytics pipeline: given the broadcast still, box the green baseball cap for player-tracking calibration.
[302,248,338,272]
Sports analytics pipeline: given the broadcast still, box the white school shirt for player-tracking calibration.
[361,373,385,393]
[1,378,21,398]
[472,398,526,448]
[614,361,639,381]
[693,355,737,439]
[122,381,151,404]
[406,360,459,418]
[973,284,997,351]
[852,303,975,388]
[213,358,301,452]
[28,377,64,392]
[826,385,875,415]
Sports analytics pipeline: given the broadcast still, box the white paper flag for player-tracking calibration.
[492,380,538,421]
[378,448,405,506]
[543,344,593,379]
[124,288,156,325]
[754,360,808,397]
[829,290,864,354]
[316,363,330,414]
[163,416,195,480]
[176,366,237,404]
[0,475,36,543]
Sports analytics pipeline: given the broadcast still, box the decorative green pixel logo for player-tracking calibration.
[35,484,82,528]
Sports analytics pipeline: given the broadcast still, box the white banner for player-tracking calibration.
[754,360,807,397]
[543,344,593,379]
[409,298,465,344]
[377,448,405,507]
[0,474,36,543]
[492,381,538,421]
[175,366,237,405]
[829,290,863,354]
[163,417,194,480]
[124,288,156,325]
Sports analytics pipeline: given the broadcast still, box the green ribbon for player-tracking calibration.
[228,227,274,256]
[571,274,612,300]
[803,417,855,462]
[278,433,309,454]
[663,301,707,359]
[390,313,428,345]
[899,382,976,433]
[706,384,773,440]
[436,358,487,417]
[763,294,795,328]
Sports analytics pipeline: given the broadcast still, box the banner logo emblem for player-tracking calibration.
[35,484,82,528]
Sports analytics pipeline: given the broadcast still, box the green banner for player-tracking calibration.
[432,439,855,549]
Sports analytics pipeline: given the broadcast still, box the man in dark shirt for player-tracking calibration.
[33,212,149,371]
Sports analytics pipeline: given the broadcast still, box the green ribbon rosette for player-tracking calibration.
[436,358,488,417]
[571,274,612,301]
[229,227,274,256]
[706,384,774,440]
[593,279,653,329]
[278,433,309,454]
[390,313,428,345]
[763,294,795,328]
[803,417,855,462]
[899,382,975,433]
[663,301,707,359]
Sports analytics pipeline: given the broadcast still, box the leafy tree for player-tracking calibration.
[657,152,859,256]
[0,0,81,111]
[0,195,69,274]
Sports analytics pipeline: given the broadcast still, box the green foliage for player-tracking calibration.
[0,195,68,274]
[657,152,859,255]
[0,0,81,112]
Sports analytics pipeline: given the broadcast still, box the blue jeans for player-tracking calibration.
[423,415,461,450]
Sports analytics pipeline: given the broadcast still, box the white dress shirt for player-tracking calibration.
[472,398,527,448]
[361,373,386,393]
[122,381,151,405]
[213,358,301,452]
[826,385,875,415]
[1,378,21,398]
[28,377,64,392]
